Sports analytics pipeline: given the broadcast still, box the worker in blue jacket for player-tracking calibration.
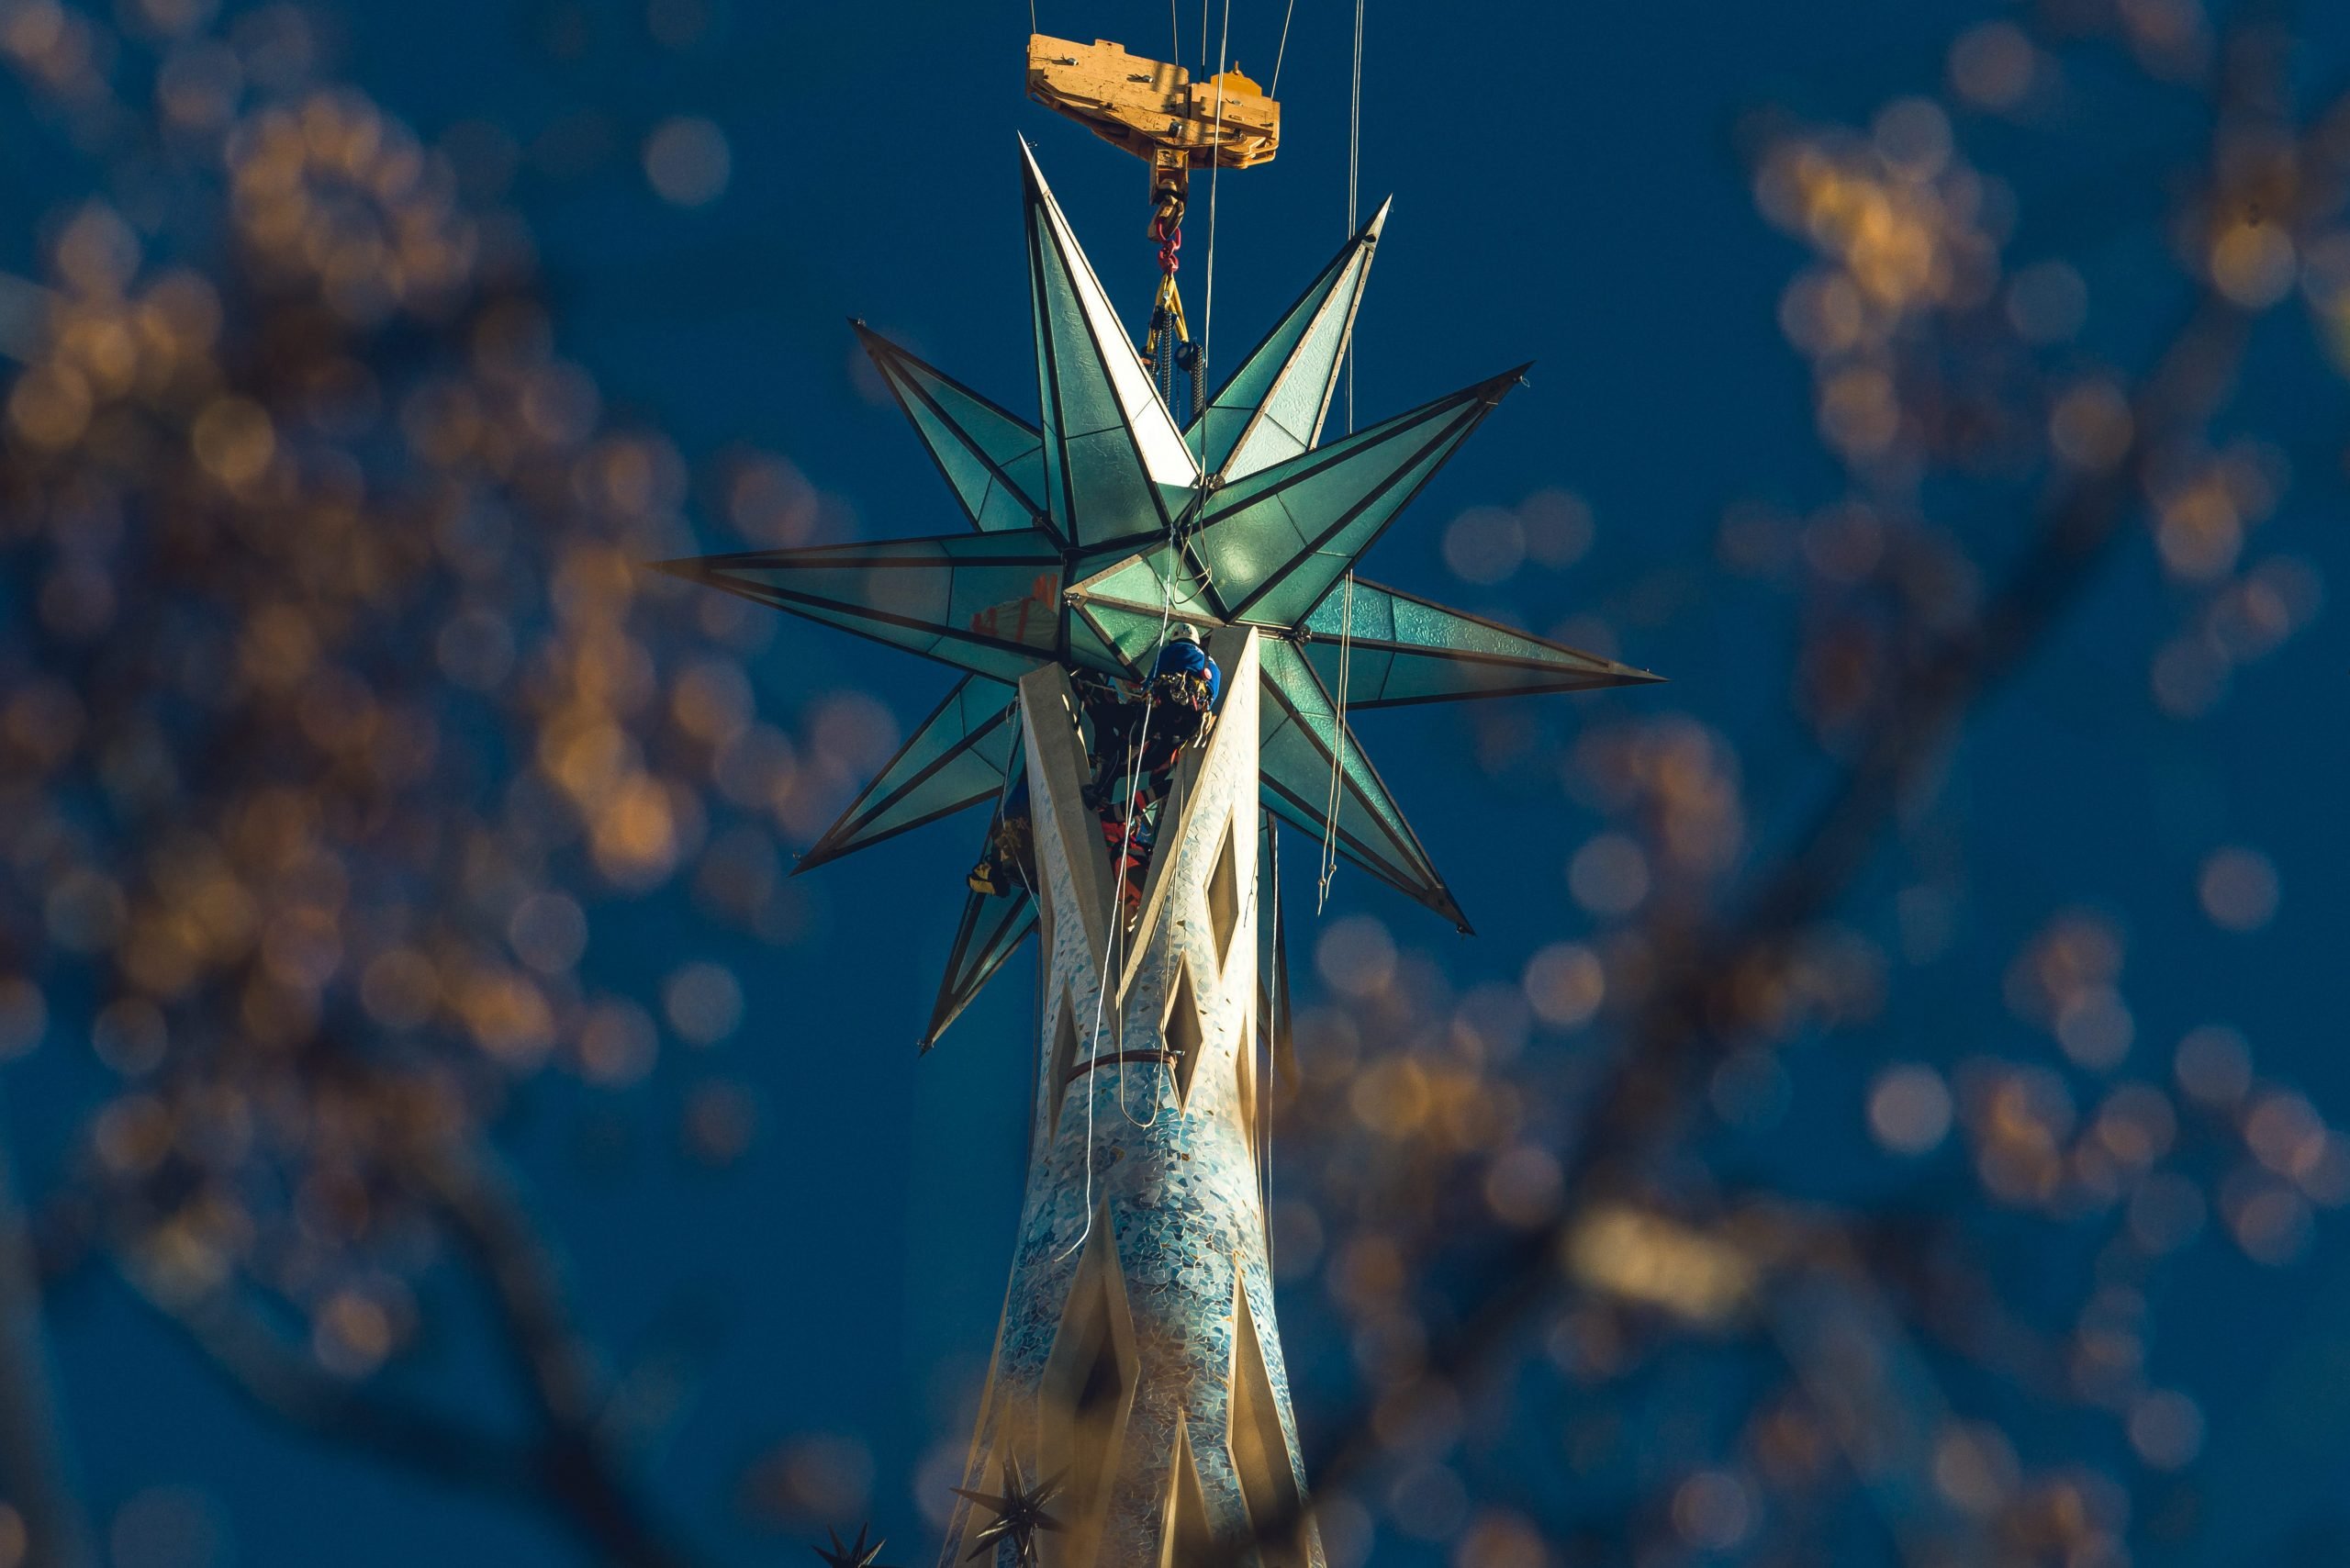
[968,626,1221,901]
[1087,623,1219,796]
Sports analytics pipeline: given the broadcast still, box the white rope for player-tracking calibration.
[1201,0,1232,405]
[1109,574,1181,1132]
[1344,0,1364,433]
[1315,570,1353,911]
[1270,0,1298,95]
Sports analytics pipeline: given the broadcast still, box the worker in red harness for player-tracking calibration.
[1086,624,1220,909]
[968,628,1220,902]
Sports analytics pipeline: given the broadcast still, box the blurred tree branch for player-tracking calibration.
[1274,5,2322,1554]
[0,1122,94,1568]
[0,4,809,1562]
[123,1127,712,1568]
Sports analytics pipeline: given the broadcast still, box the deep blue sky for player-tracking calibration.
[15,1,2350,1564]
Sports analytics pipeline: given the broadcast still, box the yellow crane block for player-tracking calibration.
[1025,34,1279,218]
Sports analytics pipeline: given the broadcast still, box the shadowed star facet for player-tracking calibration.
[652,140,1661,1046]
[812,1523,898,1568]
[951,1454,1065,1564]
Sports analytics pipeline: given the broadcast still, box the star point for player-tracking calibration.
[651,147,1657,1047]
[952,1455,1065,1565]
[812,1521,898,1568]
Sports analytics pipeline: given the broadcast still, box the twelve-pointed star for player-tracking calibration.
[654,141,1658,1045]
[812,1523,898,1568]
[951,1455,1065,1565]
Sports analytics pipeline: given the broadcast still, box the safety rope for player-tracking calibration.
[1106,566,1184,1132]
[1201,0,1231,419]
[1316,569,1353,911]
[1312,0,1369,916]
[1270,0,1298,95]
[1345,0,1364,433]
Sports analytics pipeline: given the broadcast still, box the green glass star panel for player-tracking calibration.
[1022,141,1196,550]
[1066,549,1221,676]
[856,325,1048,537]
[1191,201,1385,481]
[800,675,1019,871]
[1300,578,1656,707]
[1189,367,1524,627]
[1257,636,1464,929]
[654,146,1658,1045]
[656,531,1066,683]
[926,881,1039,1049]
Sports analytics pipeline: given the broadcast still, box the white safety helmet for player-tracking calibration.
[1168,622,1201,645]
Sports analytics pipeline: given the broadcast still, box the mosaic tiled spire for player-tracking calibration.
[934,631,1323,1568]
[654,143,1656,1047]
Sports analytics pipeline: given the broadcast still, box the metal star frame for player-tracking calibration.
[950,1455,1065,1565]
[656,142,1657,1045]
[812,1523,899,1568]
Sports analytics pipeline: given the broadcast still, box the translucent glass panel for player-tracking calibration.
[1299,578,1653,707]
[1190,369,1520,628]
[1256,638,1464,929]
[667,530,1066,683]
[924,879,1039,1049]
[1066,549,1222,676]
[1190,203,1384,481]
[1022,144,1197,549]
[1072,601,1178,677]
[799,675,1018,870]
[856,326,1047,536]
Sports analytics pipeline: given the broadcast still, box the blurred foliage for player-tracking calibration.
[0,1,884,1562]
[1197,5,2347,1567]
[1,0,2346,1567]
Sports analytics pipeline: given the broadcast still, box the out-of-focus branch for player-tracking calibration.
[124,1151,710,1568]
[1271,26,2308,1546]
[126,1129,715,1568]
[0,1127,94,1568]
[413,1141,712,1568]
[0,273,51,364]
[127,1274,532,1498]
[1281,285,2254,1566]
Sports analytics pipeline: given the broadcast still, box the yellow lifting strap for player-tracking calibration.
[1141,271,1191,364]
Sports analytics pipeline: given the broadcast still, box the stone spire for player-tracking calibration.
[939,630,1320,1568]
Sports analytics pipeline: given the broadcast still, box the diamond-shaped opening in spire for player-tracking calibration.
[1231,1280,1309,1568]
[1164,1424,1214,1568]
[1047,985,1083,1133]
[1235,1010,1260,1165]
[1165,959,1206,1109]
[1206,814,1239,973]
[1039,1222,1136,1562]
